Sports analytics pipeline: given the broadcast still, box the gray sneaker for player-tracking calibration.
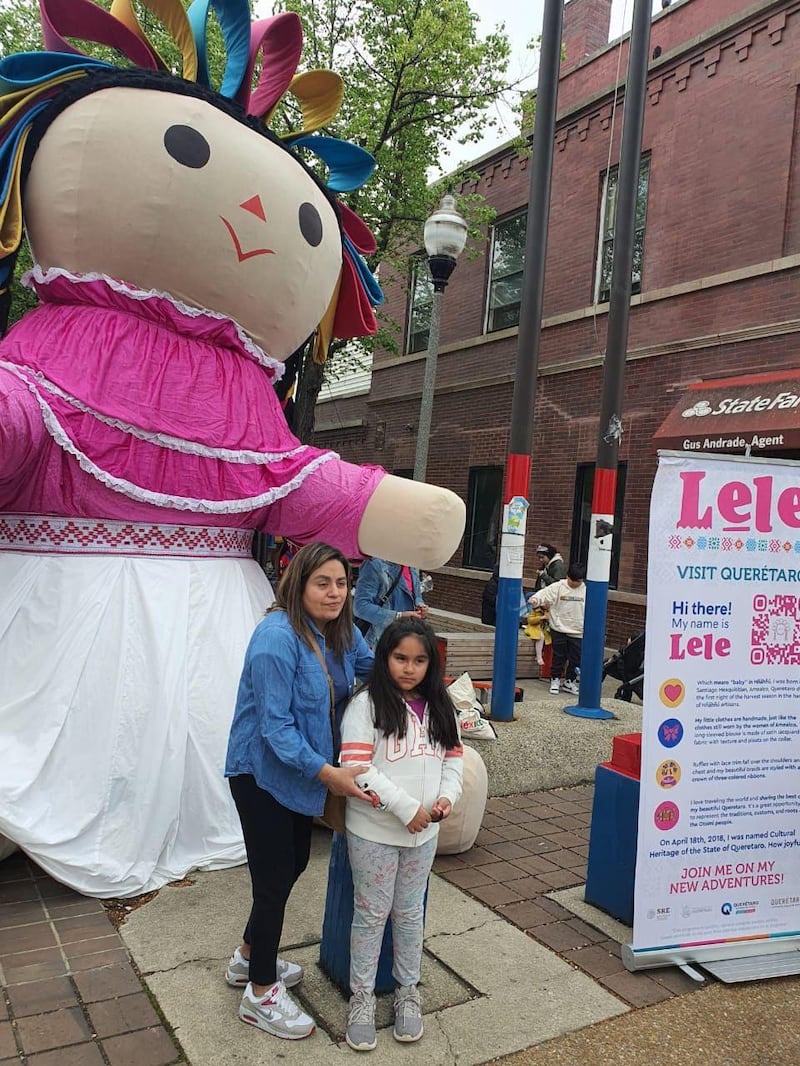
[393,985,423,1042]
[239,980,315,1039]
[346,989,377,1051]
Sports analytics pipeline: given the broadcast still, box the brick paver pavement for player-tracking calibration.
[433,785,700,1009]
[1,782,701,1064]
[0,852,182,1065]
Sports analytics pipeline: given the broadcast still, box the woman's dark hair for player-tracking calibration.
[368,618,459,749]
[271,541,353,657]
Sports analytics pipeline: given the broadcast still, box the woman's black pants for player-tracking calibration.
[229,774,313,987]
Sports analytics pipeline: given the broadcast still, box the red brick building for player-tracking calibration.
[314,0,800,643]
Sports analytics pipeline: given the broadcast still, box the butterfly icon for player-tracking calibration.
[662,724,680,742]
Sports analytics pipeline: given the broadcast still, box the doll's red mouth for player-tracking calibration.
[220,216,275,262]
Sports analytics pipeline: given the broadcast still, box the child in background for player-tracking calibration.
[527,561,586,695]
[339,618,463,1052]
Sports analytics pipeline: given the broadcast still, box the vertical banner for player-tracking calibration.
[630,452,800,967]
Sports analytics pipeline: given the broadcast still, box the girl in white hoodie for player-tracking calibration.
[340,618,463,1052]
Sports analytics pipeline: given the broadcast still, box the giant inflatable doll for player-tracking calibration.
[0,0,465,896]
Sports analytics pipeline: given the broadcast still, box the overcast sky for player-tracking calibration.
[437,0,665,172]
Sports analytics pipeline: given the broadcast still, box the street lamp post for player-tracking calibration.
[412,193,467,483]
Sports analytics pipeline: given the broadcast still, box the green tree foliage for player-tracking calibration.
[276,0,513,439]
[0,1,42,57]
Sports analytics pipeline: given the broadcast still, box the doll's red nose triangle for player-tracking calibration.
[240,195,266,221]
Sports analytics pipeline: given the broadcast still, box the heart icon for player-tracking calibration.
[660,679,685,708]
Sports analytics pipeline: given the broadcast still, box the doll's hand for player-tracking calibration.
[430,798,452,822]
[406,805,432,833]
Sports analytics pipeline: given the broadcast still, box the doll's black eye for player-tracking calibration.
[299,202,323,247]
[164,125,211,168]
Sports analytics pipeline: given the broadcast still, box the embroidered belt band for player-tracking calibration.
[0,514,255,558]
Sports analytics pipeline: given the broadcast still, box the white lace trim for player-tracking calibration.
[13,370,337,514]
[22,264,286,382]
[4,363,308,465]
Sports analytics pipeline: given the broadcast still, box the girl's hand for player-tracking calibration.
[318,764,372,801]
[406,805,431,833]
[430,798,452,822]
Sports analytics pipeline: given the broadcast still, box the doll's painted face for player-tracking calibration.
[23,87,342,358]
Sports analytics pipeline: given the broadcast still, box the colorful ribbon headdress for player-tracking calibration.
[0,0,383,353]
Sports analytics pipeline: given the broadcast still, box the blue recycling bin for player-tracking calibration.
[319,832,396,994]
[584,763,640,926]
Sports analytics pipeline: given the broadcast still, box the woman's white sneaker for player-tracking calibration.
[225,947,249,987]
[277,956,304,988]
[239,980,316,1039]
[225,948,303,989]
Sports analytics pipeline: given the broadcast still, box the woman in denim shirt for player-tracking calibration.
[353,556,428,648]
[225,542,373,1040]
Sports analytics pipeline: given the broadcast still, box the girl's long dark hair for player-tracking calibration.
[271,541,354,657]
[368,618,459,749]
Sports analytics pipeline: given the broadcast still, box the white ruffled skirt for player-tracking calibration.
[0,551,273,897]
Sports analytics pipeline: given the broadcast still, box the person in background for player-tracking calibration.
[340,618,463,1051]
[533,544,567,592]
[224,542,373,1041]
[354,557,427,648]
[481,564,531,628]
[527,562,586,696]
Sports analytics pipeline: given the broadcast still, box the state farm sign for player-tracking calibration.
[682,389,800,419]
[654,372,800,454]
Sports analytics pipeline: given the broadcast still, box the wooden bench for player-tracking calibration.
[436,631,541,680]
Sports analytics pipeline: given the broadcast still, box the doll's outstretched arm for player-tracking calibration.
[265,460,465,569]
[357,473,465,569]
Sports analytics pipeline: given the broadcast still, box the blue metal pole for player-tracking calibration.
[490,0,563,722]
[564,0,654,720]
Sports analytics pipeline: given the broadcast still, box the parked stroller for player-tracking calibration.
[602,630,645,702]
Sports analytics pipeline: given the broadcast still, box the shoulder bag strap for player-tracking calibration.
[308,637,337,757]
[378,566,404,608]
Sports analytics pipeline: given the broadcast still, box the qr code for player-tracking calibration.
[751,594,800,665]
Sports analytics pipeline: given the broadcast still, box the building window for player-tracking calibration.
[595,156,650,304]
[406,257,433,354]
[463,466,503,569]
[486,211,527,333]
[570,463,627,589]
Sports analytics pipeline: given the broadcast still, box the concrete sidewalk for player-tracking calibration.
[119,833,628,1065]
[113,676,641,1064]
[2,674,798,1065]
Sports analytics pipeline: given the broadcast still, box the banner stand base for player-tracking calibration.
[563,702,617,720]
[622,938,800,980]
[701,952,800,983]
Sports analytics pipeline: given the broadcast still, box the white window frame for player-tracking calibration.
[484,210,527,334]
[594,155,651,305]
[406,256,433,354]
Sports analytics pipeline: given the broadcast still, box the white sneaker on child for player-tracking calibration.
[562,678,579,695]
[548,678,561,694]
